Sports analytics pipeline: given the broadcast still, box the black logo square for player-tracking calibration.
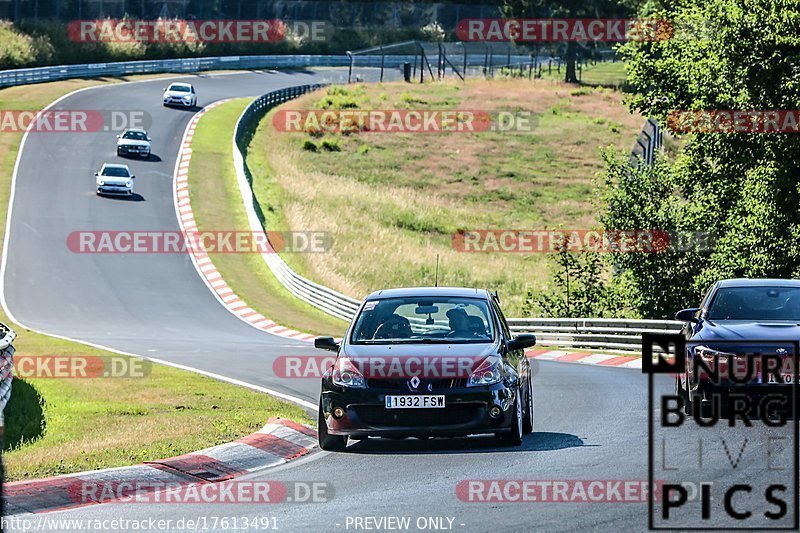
[642,332,686,374]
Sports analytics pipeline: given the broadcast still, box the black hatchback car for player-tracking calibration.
[314,287,536,450]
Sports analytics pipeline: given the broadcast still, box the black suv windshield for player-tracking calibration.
[707,286,800,321]
[350,296,495,344]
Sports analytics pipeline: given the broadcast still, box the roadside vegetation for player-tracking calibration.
[598,0,800,318]
[0,75,310,482]
[247,78,643,317]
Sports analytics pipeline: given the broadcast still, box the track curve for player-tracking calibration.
[5,70,791,532]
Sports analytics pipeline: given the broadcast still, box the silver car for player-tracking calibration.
[116,128,151,158]
[95,163,134,196]
[162,82,197,107]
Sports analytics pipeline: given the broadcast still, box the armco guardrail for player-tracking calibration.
[232,84,361,322]
[0,53,531,89]
[231,85,681,352]
[0,323,16,415]
[508,318,682,353]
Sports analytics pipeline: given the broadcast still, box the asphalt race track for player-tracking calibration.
[4,70,795,532]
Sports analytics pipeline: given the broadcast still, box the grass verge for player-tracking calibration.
[245,78,642,316]
[0,73,311,482]
[186,98,348,336]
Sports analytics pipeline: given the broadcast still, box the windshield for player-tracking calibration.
[168,85,191,92]
[707,286,800,321]
[122,131,147,140]
[101,167,130,178]
[350,296,495,344]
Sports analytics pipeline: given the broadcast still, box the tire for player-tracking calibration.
[677,374,691,415]
[496,393,523,446]
[318,401,347,451]
[522,378,534,435]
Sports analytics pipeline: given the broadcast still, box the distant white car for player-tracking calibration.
[163,82,197,107]
[116,128,151,158]
[95,163,134,196]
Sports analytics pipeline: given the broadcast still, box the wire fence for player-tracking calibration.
[0,323,17,416]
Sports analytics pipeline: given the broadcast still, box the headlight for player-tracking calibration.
[331,357,366,388]
[467,355,504,387]
[126,181,133,188]
[695,345,734,361]
[98,180,105,185]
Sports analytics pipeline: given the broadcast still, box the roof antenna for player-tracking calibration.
[434,254,440,287]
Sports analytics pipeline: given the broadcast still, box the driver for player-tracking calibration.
[446,307,472,337]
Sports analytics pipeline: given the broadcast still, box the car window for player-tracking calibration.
[350,296,495,344]
[101,167,130,177]
[492,300,512,340]
[122,131,147,140]
[169,85,191,93]
[707,286,800,321]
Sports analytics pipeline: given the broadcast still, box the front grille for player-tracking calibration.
[354,405,480,426]
[366,378,468,390]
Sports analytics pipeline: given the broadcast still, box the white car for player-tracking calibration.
[116,128,151,158]
[95,163,134,196]
[163,82,197,107]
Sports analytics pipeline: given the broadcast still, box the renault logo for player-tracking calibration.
[409,376,420,390]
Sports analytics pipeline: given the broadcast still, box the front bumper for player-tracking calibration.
[321,382,519,438]
[117,145,150,157]
[97,185,132,195]
[163,97,193,107]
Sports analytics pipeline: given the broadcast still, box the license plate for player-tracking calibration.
[385,395,445,409]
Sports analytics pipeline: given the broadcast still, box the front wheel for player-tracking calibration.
[676,374,691,415]
[496,394,523,446]
[317,402,347,451]
[522,378,534,434]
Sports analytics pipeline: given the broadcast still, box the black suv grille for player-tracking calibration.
[354,405,479,426]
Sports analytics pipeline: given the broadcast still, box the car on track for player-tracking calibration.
[95,163,134,196]
[116,128,151,158]
[675,278,800,415]
[162,82,197,107]
[314,287,536,450]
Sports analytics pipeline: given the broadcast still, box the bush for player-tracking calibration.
[321,139,341,152]
[301,140,318,152]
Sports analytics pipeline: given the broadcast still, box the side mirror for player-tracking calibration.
[146,136,151,141]
[675,308,701,323]
[116,134,121,138]
[314,336,339,352]
[507,333,537,352]
[130,175,136,179]
[93,172,99,176]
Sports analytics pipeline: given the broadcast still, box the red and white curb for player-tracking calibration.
[526,349,641,369]
[173,100,315,343]
[3,418,318,515]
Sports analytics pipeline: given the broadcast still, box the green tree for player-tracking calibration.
[603,0,800,317]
